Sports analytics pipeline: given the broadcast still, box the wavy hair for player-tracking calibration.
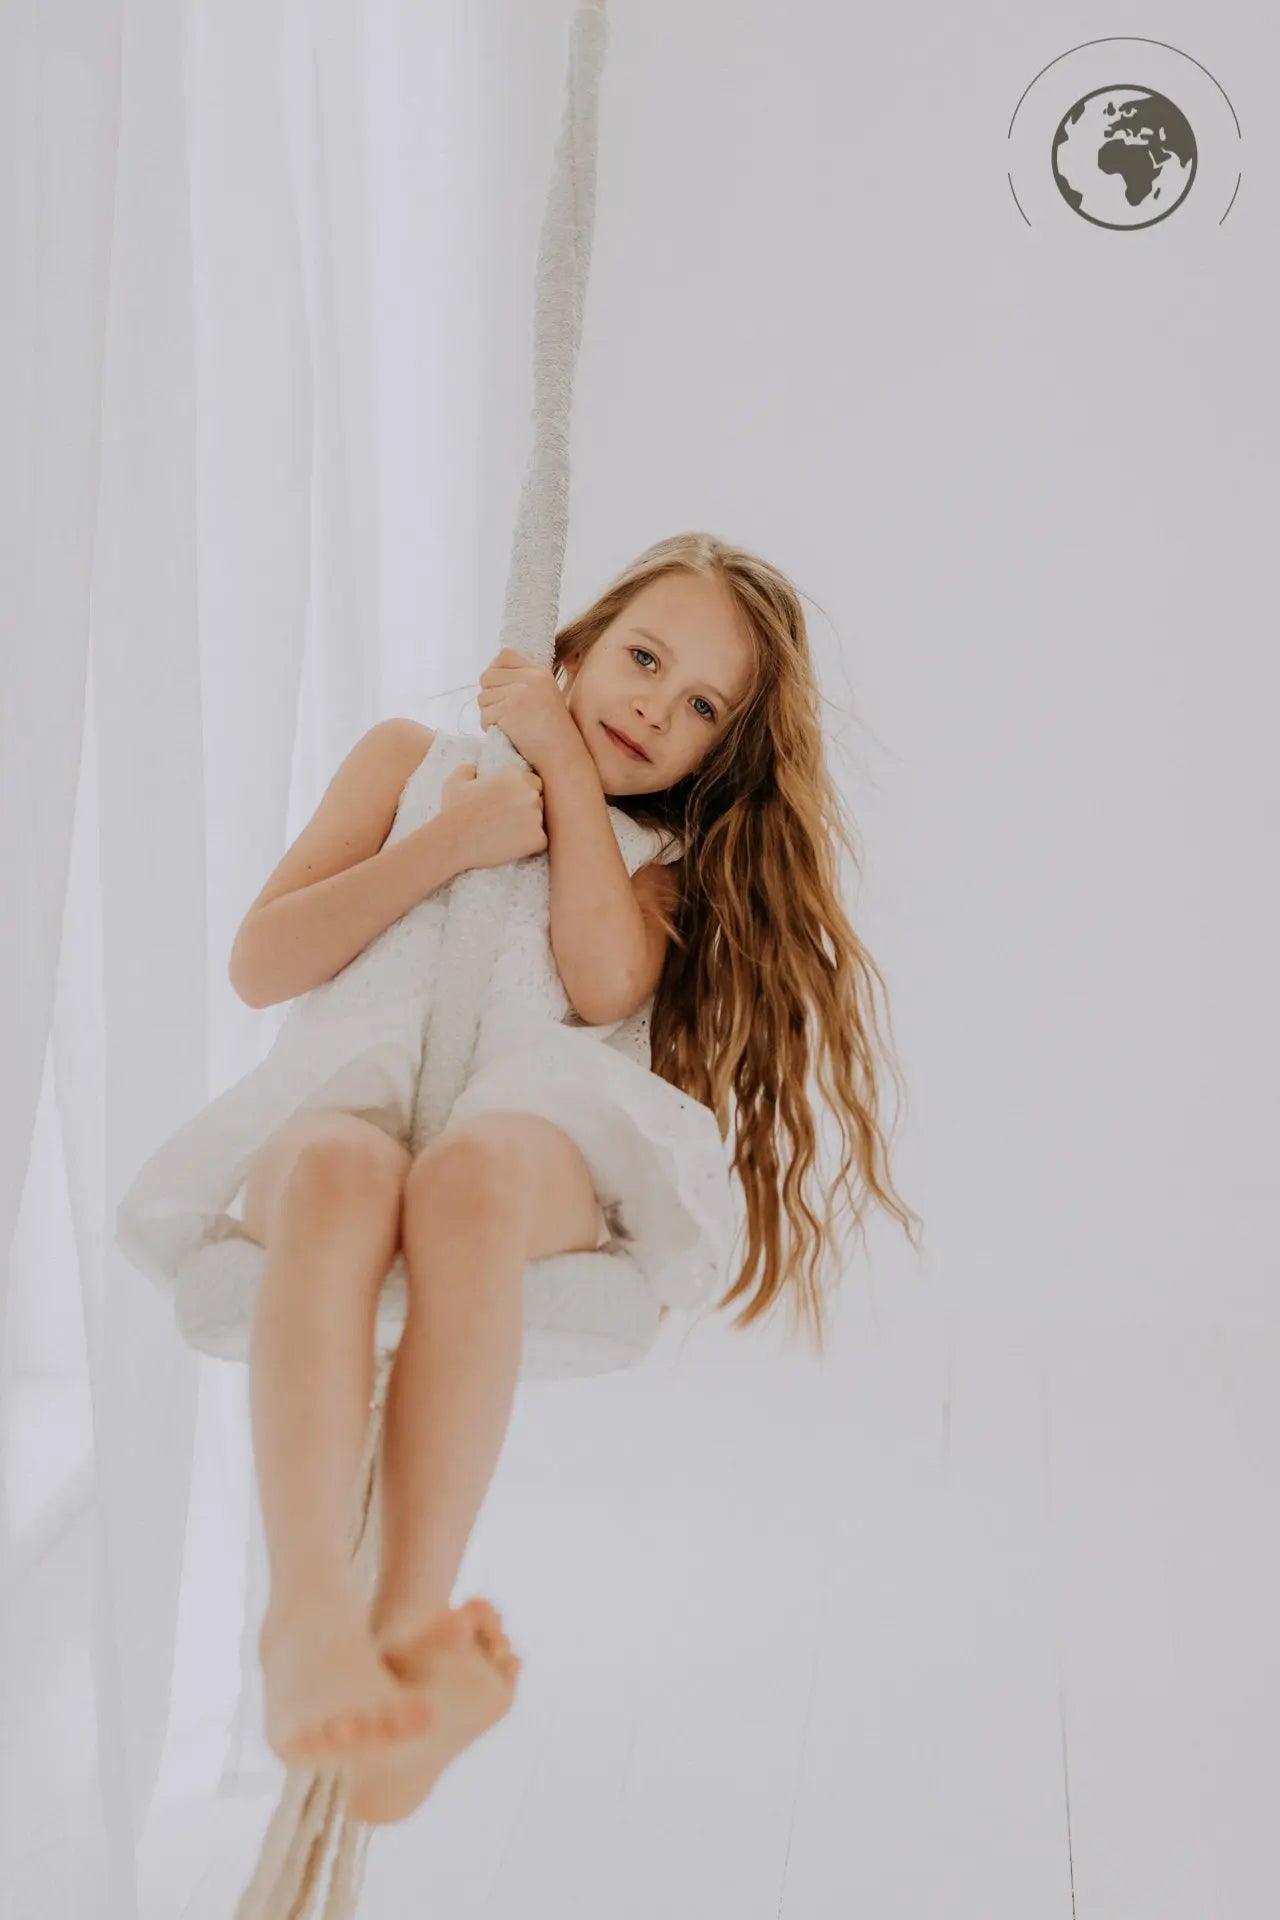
[552,532,924,1355]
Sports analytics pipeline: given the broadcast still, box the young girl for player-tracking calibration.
[115,530,920,1826]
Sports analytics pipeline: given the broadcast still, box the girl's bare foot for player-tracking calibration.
[258,1589,437,1766]
[339,1598,521,1825]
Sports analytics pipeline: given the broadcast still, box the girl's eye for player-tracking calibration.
[630,647,716,722]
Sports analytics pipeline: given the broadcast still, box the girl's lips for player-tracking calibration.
[603,723,648,761]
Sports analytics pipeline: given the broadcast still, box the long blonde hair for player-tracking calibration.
[553,532,924,1355]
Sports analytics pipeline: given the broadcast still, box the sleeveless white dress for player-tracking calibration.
[115,726,737,1315]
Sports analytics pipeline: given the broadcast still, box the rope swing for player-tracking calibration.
[233,7,611,1912]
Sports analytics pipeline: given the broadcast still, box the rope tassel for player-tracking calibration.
[233,7,610,1913]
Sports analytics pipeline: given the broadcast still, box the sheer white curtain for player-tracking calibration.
[1,1,570,1910]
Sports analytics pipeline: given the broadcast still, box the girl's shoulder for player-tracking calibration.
[395,717,438,761]
[389,715,468,786]
[371,715,443,815]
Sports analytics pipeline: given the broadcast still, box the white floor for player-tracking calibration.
[10,1309,1280,1919]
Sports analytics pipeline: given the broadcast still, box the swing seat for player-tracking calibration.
[171,1229,662,1380]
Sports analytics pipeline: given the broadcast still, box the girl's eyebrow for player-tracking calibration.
[631,627,733,709]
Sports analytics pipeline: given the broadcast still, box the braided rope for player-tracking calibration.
[232,8,609,1912]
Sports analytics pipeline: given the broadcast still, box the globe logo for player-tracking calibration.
[1051,85,1197,229]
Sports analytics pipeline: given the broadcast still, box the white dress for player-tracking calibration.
[115,726,737,1315]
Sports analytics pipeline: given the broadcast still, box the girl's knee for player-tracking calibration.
[242,1110,407,1247]
[293,1121,404,1182]
[404,1126,510,1210]
[286,1123,411,1208]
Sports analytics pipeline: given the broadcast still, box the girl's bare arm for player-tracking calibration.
[229,719,464,1009]
[230,815,464,1008]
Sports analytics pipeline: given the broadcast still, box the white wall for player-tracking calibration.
[373,2,1278,1321]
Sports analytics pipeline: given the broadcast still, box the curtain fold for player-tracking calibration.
[2,2,564,1909]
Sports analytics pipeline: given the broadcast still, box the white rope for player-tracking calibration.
[233,7,610,1913]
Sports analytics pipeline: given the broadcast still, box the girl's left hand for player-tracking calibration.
[477,648,580,775]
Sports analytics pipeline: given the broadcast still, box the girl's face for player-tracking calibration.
[562,573,754,796]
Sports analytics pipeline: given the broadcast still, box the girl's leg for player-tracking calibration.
[246,1126,444,1760]
[369,1179,524,1637]
[249,1133,408,1623]
[368,1114,603,1642]
[335,1116,595,1820]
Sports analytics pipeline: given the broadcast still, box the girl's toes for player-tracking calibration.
[348,1709,397,1748]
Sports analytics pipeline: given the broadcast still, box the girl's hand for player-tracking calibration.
[439,761,548,871]
[477,647,582,776]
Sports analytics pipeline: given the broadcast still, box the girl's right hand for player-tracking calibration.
[439,761,548,871]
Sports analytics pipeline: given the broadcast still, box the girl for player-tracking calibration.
[115,530,921,1826]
